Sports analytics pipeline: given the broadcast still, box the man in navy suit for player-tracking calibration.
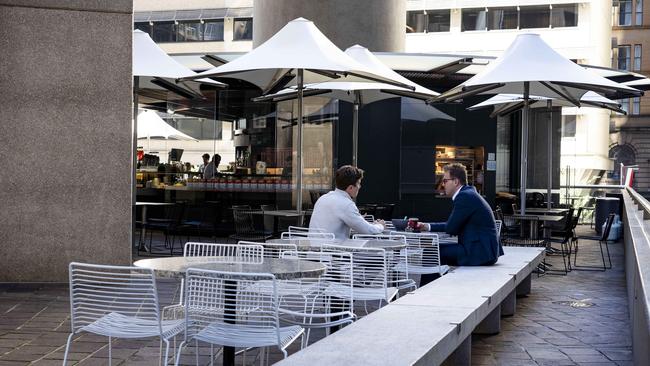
[418,163,503,284]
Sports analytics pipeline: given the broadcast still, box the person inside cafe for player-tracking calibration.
[310,165,385,240]
[203,154,221,179]
[199,153,210,176]
[417,163,503,284]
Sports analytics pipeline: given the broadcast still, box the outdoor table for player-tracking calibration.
[516,208,569,215]
[239,209,306,237]
[135,202,174,252]
[507,214,564,239]
[134,256,326,366]
[268,238,407,250]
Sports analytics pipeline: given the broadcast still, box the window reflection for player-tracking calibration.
[488,7,518,30]
[406,11,427,33]
[233,18,253,40]
[204,20,224,41]
[520,5,550,29]
[176,21,203,42]
[462,8,487,31]
[152,22,176,42]
[551,4,578,28]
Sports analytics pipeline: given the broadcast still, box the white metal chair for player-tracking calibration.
[174,269,304,365]
[247,241,298,259]
[390,231,450,277]
[352,234,416,293]
[65,263,184,366]
[183,242,264,263]
[278,250,356,347]
[322,244,398,313]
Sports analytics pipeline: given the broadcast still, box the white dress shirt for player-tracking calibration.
[309,189,384,240]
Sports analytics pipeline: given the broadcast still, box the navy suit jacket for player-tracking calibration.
[428,185,503,266]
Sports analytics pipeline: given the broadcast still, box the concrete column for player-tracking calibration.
[253,0,406,52]
[474,304,502,335]
[0,0,133,281]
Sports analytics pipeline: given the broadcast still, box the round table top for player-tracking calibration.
[136,202,174,206]
[268,238,406,250]
[133,257,326,280]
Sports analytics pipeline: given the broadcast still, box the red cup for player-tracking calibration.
[407,218,420,232]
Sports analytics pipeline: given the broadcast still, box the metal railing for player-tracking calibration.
[621,186,650,365]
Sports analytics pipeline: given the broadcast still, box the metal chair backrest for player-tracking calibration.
[600,213,616,242]
[390,231,442,269]
[322,244,389,293]
[362,214,374,223]
[68,262,160,333]
[183,269,280,340]
[232,205,255,235]
[253,241,298,258]
[280,250,354,312]
[183,242,264,264]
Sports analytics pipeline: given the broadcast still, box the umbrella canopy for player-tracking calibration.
[401,98,455,122]
[133,30,225,98]
[435,34,640,104]
[137,110,198,141]
[469,91,625,116]
[434,33,642,213]
[182,18,414,92]
[252,44,439,165]
[180,18,415,213]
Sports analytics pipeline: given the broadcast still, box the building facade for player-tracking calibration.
[610,0,650,195]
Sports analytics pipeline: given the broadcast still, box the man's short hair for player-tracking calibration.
[444,163,467,185]
[213,154,221,162]
[335,165,364,190]
[202,153,210,160]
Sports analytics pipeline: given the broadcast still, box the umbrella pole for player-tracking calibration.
[521,82,530,214]
[352,91,360,166]
[297,69,304,214]
[547,99,553,209]
[132,77,139,250]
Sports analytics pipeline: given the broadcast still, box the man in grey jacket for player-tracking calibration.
[309,165,385,240]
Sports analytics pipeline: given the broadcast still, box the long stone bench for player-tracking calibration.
[276,246,545,366]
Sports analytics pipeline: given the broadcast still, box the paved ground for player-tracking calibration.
[0,225,632,365]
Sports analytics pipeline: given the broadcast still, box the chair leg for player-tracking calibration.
[605,241,612,269]
[62,333,74,365]
[163,338,171,366]
[174,340,187,366]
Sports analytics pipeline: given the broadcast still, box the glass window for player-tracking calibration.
[619,0,633,25]
[618,45,631,70]
[427,9,450,32]
[203,19,224,41]
[406,11,427,33]
[174,118,202,138]
[633,97,641,114]
[233,18,253,40]
[176,21,203,42]
[135,22,152,35]
[488,7,518,30]
[462,8,488,31]
[551,4,578,28]
[637,0,644,25]
[520,5,550,29]
[634,44,642,70]
[152,22,176,42]
[561,115,576,138]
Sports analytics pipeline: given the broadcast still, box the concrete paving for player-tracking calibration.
[0,225,631,365]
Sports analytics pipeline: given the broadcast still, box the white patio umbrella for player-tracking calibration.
[256,45,441,166]
[468,92,624,209]
[401,98,455,123]
[137,109,198,142]
[253,44,441,166]
[180,18,414,212]
[434,33,642,213]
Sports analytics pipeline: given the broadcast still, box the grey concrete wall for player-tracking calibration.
[621,190,650,365]
[0,0,133,281]
[253,0,405,52]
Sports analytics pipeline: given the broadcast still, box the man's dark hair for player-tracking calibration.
[213,154,221,163]
[335,165,364,190]
[444,163,467,185]
[202,153,210,160]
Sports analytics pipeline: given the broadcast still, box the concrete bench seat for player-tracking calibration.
[276,246,545,366]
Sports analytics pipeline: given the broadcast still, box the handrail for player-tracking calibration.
[620,186,650,365]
